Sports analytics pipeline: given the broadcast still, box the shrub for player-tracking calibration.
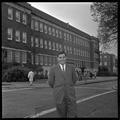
[2,66,30,82]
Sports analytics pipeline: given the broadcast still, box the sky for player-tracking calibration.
[28,2,98,37]
[28,2,117,56]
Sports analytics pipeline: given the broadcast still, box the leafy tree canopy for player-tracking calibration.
[90,2,118,50]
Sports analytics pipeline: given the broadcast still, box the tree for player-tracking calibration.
[90,2,118,50]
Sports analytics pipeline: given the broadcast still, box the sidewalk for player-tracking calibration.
[2,76,117,89]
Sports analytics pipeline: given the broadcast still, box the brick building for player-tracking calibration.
[100,52,117,74]
[2,2,99,73]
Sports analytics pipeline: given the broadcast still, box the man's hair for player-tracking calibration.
[57,51,66,57]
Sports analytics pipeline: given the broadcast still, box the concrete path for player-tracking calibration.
[2,76,117,89]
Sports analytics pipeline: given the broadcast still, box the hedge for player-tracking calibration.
[2,66,30,82]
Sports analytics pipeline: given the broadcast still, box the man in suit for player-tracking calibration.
[48,51,78,118]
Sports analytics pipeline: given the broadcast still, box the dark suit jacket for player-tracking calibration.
[48,63,78,104]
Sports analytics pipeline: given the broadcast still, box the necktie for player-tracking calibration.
[62,64,65,71]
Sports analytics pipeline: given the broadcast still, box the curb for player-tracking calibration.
[2,79,117,89]
[76,79,117,86]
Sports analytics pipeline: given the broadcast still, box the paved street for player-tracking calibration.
[2,77,118,118]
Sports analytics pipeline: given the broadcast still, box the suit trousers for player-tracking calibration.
[56,95,77,118]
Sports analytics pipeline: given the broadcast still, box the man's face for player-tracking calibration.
[57,53,66,65]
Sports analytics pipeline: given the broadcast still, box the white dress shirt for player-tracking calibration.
[59,64,66,71]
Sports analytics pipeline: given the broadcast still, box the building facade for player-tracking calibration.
[100,52,117,74]
[2,2,99,73]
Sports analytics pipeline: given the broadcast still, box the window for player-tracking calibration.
[22,13,27,25]
[35,37,39,47]
[52,57,55,65]
[64,32,66,40]
[69,34,72,42]
[7,50,12,62]
[76,38,78,44]
[74,48,76,55]
[44,40,47,49]
[49,41,51,50]
[40,22,43,32]
[104,56,107,59]
[74,36,76,44]
[31,19,34,29]
[59,31,62,39]
[64,45,67,53]
[31,53,34,64]
[48,26,52,35]
[40,38,43,48]
[56,43,58,51]
[59,44,62,51]
[7,28,13,40]
[70,47,72,54]
[44,24,47,34]
[31,36,34,47]
[53,42,55,50]
[22,32,27,43]
[35,55,39,65]
[52,28,55,36]
[16,10,20,22]
[15,30,20,42]
[79,49,80,56]
[104,61,107,66]
[56,29,59,38]
[35,20,39,31]
[8,8,13,20]
[67,46,69,54]
[44,56,48,65]
[67,33,69,41]
[40,55,43,65]
[49,56,51,65]
[22,51,27,63]
[14,51,20,63]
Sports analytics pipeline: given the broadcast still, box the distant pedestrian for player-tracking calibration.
[28,70,34,86]
[48,51,78,118]
[90,71,93,79]
[94,71,97,79]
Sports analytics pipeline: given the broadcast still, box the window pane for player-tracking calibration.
[56,29,58,37]
[7,49,12,62]
[23,13,27,24]
[14,51,20,63]
[64,32,66,40]
[40,22,43,32]
[22,51,27,63]
[35,38,39,47]
[49,41,51,50]
[48,26,52,35]
[15,30,20,42]
[35,55,39,65]
[44,40,47,49]
[7,28,13,40]
[8,8,13,20]
[22,32,27,43]
[56,43,58,51]
[52,28,55,36]
[40,55,43,65]
[53,42,55,50]
[16,11,20,22]
[31,53,34,64]
[49,56,51,65]
[44,56,47,65]
[44,24,47,34]
[31,19,34,29]
[31,36,34,47]
[35,20,39,31]
[40,38,43,48]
